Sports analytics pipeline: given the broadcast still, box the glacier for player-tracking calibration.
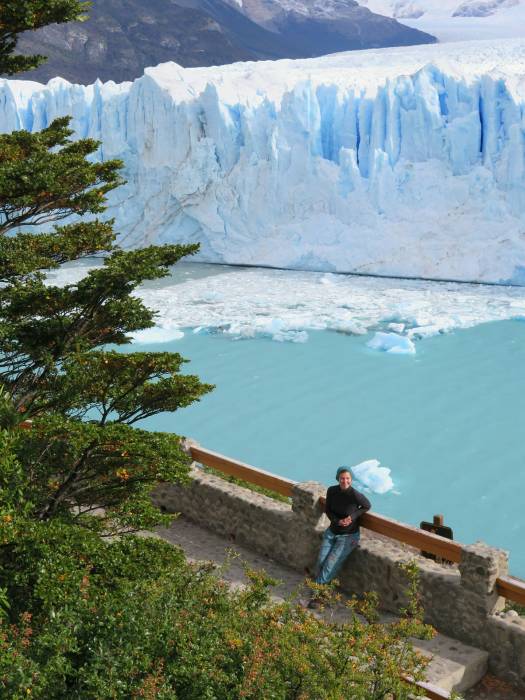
[3,38,525,284]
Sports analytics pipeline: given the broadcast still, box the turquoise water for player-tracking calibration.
[131,320,525,577]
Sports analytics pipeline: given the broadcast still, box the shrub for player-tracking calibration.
[0,519,436,699]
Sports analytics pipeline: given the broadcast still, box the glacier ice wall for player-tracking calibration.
[2,38,525,283]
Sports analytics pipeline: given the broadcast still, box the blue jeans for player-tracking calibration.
[315,528,360,585]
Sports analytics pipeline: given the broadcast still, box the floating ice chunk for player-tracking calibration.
[331,321,368,335]
[352,459,395,495]
[267,318,285,334]
[131,326,184,344]
[387,345,414,355]
[407,324,443,339]
[222,317,307,342]
[387,322,405,333]
[52,261,525,345]
[224,322,256,339]
[367,331,416,355]
[273,330,309,343]
[192,326,217,335]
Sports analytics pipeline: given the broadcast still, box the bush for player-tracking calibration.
[0,519,436,699]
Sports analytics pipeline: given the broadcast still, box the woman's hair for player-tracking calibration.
[335,466,352,481]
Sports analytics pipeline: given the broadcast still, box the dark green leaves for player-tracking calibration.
[0,88,208,535]
[0,118,124,234]
[0,520,433,699]
[13,415,192,529]
[55,351,214,424]
[0,243,203,415]
[0,221,115,283]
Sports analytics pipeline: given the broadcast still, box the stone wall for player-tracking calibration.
[152,465,525,689]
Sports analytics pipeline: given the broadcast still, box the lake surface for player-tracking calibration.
[131,319,525,578]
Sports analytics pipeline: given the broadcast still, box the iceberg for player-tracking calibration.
[351,459,395,494]
[367,331,416,354]
[131,327,184,344]
[3,38,525,284]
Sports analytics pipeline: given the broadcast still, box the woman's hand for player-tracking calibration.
[338,515,353,526]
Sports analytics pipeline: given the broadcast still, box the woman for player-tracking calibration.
[308,466,371,608]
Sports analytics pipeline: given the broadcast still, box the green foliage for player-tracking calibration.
[0,221,116,284]
[398,560,429,622]
[0,117,123,236]
[0,65,212,536]
[0,176,212,535]
[0,244,209,415]
[2,417,191,532]
[53,351,209,423]
[0,522,435,699]
[0,0,90,76]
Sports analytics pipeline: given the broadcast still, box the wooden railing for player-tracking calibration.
[190,446,295,496]
[15,422,521,698]
[17,429,525,609]
[189,446,525,609]
[190,445,454,699]
[497,576,525,606]
[353,511,462,563]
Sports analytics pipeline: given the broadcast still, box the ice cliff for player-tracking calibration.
[2,38,525,284]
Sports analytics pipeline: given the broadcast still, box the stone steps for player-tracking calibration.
[374,610,488,696]
[413,633,488,695]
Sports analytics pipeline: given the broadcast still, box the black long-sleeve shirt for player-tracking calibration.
[325,485,371,535]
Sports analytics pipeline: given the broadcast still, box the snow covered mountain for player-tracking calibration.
[357,0,525,41]
[220,0,376,27]
[208,0,420,27]
[13,0,434,85]
[3,39,525,284]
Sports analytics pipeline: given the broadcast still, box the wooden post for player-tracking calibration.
[419,514,454,562]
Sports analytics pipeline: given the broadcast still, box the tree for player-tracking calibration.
[0,13,213,535]
[0,128,213,530]
[0,0,90,76]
